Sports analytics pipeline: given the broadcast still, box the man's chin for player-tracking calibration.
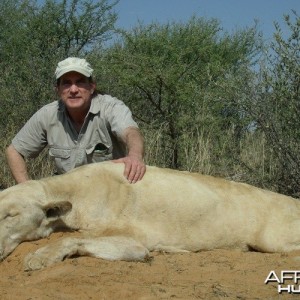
[66,99,84,107]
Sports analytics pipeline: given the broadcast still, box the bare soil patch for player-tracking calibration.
[0,232,298,299]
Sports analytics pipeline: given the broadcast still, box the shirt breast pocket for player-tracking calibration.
[49,148,71,174]
[87,143,113,163]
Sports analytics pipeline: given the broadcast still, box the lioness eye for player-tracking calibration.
[4,212,18,219]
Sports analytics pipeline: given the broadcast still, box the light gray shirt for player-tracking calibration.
[12,94,138,174]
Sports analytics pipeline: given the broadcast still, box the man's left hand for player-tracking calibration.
[113,156,146,184]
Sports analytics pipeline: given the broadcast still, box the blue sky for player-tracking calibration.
[115,0,299,41]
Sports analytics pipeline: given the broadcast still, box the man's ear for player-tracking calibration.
[54,83,59,93]
[90,82,96,94]
[42,201,72,220]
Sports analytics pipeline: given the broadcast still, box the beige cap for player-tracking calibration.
[55,57,94,79]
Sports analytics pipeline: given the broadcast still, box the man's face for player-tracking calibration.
[57,71,96,113]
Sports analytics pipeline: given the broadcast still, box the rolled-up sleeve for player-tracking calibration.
[105,97,138,137]
[12,109,47,158]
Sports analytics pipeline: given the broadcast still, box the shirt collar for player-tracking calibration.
[89,95,101,114]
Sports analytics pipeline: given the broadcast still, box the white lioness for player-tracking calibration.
[0,162,299,271]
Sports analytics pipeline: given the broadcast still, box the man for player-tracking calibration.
[6,57,146,184]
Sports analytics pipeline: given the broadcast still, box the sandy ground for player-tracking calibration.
[0,232,299,300]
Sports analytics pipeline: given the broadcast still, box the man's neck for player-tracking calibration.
[67,109,89,133]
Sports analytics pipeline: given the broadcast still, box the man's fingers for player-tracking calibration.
[124,161,133,181]
[112,157,146,183]
[125,162,146,184]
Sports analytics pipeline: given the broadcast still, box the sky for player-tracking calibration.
[115,0,299,41]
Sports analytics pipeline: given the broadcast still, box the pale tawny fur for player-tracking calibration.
[0,162,299,270]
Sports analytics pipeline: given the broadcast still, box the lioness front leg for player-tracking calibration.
[24,236,149,271]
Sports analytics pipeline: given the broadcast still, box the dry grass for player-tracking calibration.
[1,125,277,191]
[143,127,278,191]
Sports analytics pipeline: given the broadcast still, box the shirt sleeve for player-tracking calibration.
[105,96,138,137]
[12,108,48,158]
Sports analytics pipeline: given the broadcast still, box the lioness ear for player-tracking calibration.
[43,201,72,219]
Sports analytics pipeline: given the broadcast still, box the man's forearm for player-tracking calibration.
[123,127,145,160]
[5,144,30,184]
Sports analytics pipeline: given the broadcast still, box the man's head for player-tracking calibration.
[55,57,96,114]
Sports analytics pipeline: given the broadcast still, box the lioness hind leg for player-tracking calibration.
[24,236,149,271]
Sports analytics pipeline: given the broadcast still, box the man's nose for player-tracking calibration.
[69,83,79,92]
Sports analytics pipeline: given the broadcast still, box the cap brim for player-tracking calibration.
[55,66,91,79]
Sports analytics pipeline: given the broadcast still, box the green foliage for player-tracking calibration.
[91,17,259,171]
[0,0,118,115]
[249,11,300,196]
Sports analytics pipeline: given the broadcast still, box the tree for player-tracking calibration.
[0,0,118,124]
[249,11,300,196]
[0,0,118,120]
[91,17,259,171]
